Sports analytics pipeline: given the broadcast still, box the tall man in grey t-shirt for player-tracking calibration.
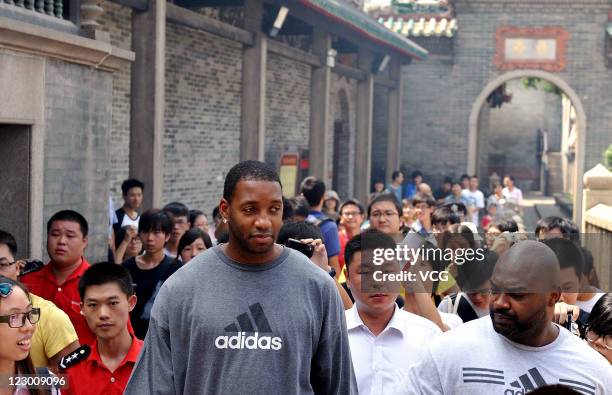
[125,161,357,395]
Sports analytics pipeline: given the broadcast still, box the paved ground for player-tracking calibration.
[521,191,568,232]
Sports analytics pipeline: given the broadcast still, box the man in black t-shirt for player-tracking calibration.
[123,209,181,339]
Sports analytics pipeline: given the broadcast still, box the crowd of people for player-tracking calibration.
[0,160,610,394]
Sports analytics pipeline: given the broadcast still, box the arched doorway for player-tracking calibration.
[468,70,586,226]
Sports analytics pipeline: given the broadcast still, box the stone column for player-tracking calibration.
[130,0,166,209]
[386,58,403,184]
[240,0,266,161]
[354,48,374,204]
[309,29,331,181]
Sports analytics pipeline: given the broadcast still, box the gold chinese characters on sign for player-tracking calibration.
[494,26,569,72]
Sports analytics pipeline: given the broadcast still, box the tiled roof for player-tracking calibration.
[377,15,457,37]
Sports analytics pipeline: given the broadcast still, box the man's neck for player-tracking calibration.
[97,329,133,373]
[507,185,514,191]
[514,322,559,348]
[140,250,165,266]
[51,258,82,285]
[122,205,138,217]
[165,240,178,255]
[357,305,395,337]
[392,181,401,188]
[223,241,282,265]
[346,225,360,238]
[421,218,432,231]
[312,202,324,212]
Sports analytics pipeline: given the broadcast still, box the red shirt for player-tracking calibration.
[21,259,95,345]
[65,337,143,395]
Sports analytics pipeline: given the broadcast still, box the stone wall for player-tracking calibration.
[163,22,243,217]
[398,0,612,190]
[44,59,113,261]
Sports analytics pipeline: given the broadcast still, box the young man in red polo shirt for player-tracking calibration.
[21,210,96,345]
[64,263,142,395]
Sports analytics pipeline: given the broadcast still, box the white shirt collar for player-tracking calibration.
[346,304,406,337]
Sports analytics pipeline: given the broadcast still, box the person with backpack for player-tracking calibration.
[301,177,341,279]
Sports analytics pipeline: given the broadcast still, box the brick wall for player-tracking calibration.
[44,59,113,261]
[264,51,311,193]
[99,3,132,206]
[399,0,612,190]
[163,22,242,216]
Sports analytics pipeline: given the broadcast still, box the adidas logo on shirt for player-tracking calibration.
[214,303,283,351]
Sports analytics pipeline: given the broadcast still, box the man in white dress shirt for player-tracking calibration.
[344,230,441,395]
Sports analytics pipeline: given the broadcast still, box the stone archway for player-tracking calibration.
[467,70,587,225]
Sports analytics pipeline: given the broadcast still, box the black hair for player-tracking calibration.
[188,210,205,227]
[443,176,453,184]
[47,210,89,237]
[291,197,310,218]
[411,170,423,180]
[457,250,498,291]
[277,221,323,245]
[528,385,582,395]
[300,176,326,207]
[535,216,580,243]
[121,178,144,196]
[282,197,294,221]
[367,193,402,218]
[139,209,172,234]
[543,237,584,278]
[0,229,17,257]
[344,229,397,275]
[78,262,134,300]
[587,293,612,338]
[503,174,516,182]
[177,228,212,257]
[460,174,470,181]
[412,193,435,207]
[497,220,519,233]
[431,207,460,226]
[163,202,189,218]
[371,180,384,192]
[212,206,220,220]
[580,247,600,288]
[340,199,365,215]
[223,160,282,203]
[392,170,403,181]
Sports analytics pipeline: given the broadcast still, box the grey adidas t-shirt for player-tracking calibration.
[125,245,357,395]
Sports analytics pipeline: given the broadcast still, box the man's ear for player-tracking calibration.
[219,198,230,221]
[83,236,88,249]
[128,295,137,312]
[548,288,561,306]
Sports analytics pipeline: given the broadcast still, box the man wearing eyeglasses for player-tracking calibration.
[0,229,79,371]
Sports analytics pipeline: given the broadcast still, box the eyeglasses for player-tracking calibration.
[370,211,399,219]
[0,308,40,328]
[585,327,612,349]
[342,211,362,218]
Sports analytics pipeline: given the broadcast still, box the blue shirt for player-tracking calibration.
[306,210,341,258]
[385,184,403,203]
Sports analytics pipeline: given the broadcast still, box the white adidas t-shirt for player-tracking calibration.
[397,316,612,394]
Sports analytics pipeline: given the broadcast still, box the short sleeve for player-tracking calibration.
[40,303,79,359]
[321,222,341,257]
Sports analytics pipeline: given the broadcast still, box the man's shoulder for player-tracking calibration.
[397,309,442,335]
[430,316,491,349]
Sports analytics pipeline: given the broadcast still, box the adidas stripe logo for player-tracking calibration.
[215,303,283,351]
[558,379,596,395]
[462,367,505,386]
[508,367,547,392]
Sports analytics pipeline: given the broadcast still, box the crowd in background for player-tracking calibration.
[0,161,610,394]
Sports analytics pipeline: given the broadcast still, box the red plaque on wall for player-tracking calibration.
[493,26,570,72]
